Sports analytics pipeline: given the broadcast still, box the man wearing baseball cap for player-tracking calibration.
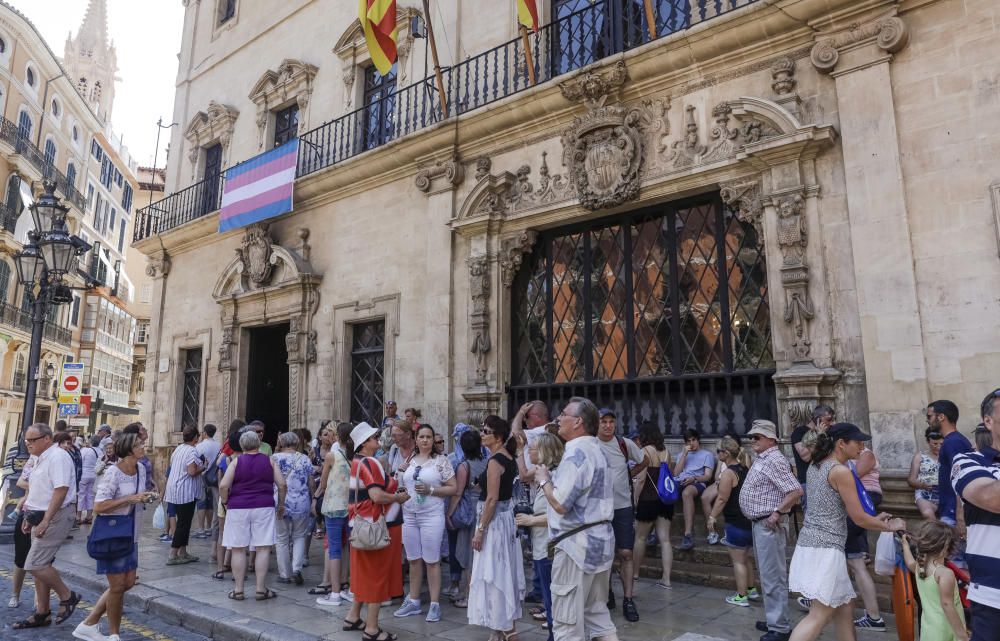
[739,419,802,641]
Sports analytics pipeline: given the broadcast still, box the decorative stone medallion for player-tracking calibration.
[561,104,645,211]
[237,223,275,287]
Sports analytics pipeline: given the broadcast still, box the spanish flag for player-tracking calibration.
[517,0,539,32]
[359,0,397,76]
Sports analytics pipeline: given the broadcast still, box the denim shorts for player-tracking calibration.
[724,523,753,549]
[325,515,349,560]
[611,506,635,550]
[166,502,177,518]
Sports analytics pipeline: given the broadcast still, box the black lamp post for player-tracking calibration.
[0,180,91,541]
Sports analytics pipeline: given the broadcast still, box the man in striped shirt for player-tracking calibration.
[951,389,1000,639]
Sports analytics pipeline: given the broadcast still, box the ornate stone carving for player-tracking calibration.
[145,255,171,279]
[218,326,235,372]
[468,255,491,386]
[774,194,815,361]
[666,105,706,168]
[561,100,645,211]
[785,399,814,428]
[249,59,319,148]
[286,316,302,359]
[342,59,357,109]
[703,102,782,163]
[500,230,539,287]
[771,57,797,95]
[811,16,909,74]
[720,180,764,240]
[415,155,464,193]
[306,330,318,363]
[474,157,491,181]
[184,101,239,178]
[297,227,311,263]
[559,60,628,109]
[235,224,276,288]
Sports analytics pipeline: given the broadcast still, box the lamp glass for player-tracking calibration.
[38,232,75,275]
[29,182,69,233]
[14,246,45,287]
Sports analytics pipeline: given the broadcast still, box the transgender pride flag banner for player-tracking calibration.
[218,139,298,232]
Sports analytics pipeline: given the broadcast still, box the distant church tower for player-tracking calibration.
[62,0,118,122]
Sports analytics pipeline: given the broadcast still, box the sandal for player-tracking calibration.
[308,584,332,595]
[453,597,468,608]
[499,630,519,641]
[12,611,52,629]
[343,618,365,631]
[531,610,547,621]
[212,570,227,580]
[255,588,278,601]
[54,591,80,624]
[228,590,245,601]
[361,629,398,641]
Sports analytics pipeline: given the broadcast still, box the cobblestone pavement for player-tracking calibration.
[0,514,894,641]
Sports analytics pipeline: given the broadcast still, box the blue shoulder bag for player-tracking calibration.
[656,461,680,505]
[87,472,138,561]
[851,467,877,516]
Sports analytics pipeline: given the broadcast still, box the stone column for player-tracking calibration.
[415,157,463,430]
[812,15,925,470]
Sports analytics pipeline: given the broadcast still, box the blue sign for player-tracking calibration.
[58,403,79,416]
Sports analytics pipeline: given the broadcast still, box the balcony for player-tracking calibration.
[0,118,87,211]
[134,0,759,242]
[0,301,73,348]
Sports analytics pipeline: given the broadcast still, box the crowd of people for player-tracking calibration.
[8,389,1000,641]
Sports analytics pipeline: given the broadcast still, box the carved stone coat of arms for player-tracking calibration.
[562,106,645,212]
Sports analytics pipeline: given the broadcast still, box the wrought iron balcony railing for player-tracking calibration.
[135,0,759,242]
[0,301,73,347]
[0,118,88,211]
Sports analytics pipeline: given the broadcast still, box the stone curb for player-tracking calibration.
[0,550,320,641]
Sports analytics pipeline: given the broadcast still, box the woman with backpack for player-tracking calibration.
[446,428,488,608]
[631,421,675,589]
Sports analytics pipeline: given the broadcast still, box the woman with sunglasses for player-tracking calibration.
[908,426,943,521]
[394,425,457,622]
[787,424,905,641]
[468,415,524,641]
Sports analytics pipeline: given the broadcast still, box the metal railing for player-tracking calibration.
[0,202,20,233]
[135,0,759,242]
[0,118,88,210]
[0,301,73,347]
[508,369,778,437]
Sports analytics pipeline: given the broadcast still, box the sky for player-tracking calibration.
[16,0,185,170]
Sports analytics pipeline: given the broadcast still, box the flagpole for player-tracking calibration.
[421,0,449,119]
[643,0,657,39]
[519,25,536,86]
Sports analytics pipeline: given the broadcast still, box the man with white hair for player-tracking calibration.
[11,423,80,630]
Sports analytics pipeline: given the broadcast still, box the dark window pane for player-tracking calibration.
[589,225,628,380]
[550,232,585,383]
[350,320,385,427]
[513,250,548,384]
[675,202,725,374]
[273,104,299,148]
[723,207,773,370]
[362,65,397,150]
[631,217,672,376]
[182,348,203,428]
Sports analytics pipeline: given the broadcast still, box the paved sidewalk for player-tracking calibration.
[0,511,893,641]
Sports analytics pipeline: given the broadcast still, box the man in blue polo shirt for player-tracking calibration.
[951,389,1000,639]
[929,400,972,527]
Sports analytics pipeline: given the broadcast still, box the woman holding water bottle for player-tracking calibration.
[393,425,457,623]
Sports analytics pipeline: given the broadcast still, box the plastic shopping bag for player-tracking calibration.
[152,503,166,530]
[874,531,896,576]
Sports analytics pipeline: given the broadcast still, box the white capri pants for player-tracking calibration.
[402,506,446,563]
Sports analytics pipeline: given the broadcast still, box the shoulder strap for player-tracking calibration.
[617,437,628,459]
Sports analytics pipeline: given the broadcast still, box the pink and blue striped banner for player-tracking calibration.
[218,139,298,232]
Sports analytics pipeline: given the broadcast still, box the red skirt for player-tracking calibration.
[350,523,404,604]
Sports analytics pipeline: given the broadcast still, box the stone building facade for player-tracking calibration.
[0,0,139,452]
[137,0,1000,471]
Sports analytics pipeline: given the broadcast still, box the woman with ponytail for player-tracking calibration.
[706,435,758,607]
[787,424,906,641]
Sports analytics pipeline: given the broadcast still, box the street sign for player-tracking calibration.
[79,395,91,417]
[68,417,88,428]
[59,363,85,405]
[58,403,79,416]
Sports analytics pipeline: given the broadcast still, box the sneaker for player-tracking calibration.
[426,602,441,622]
[166,556,187,565]
[72,621,105,641]
[339,589,354,603]
[181,554,199,563]
[707,532,720,545]
[760,632,791,641]
[679,534,694,550]
[725,593,749,607]
[748,586,760,601]
[622,597,639,622]
[607,591,616,611]
[854,613,886,631]
[393,598,422,617]
[796,596,811,612]
[158,533,172,542]
[316,593,342,607]
[7,596,18,608]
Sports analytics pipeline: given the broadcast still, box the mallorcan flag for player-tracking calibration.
[517,0,539,31]
[360,0,397,76]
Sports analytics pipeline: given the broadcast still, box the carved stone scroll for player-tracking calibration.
[500,230,538,287]
[666,105,706,168]
[415,155,464,193]
[811,16,909,74]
